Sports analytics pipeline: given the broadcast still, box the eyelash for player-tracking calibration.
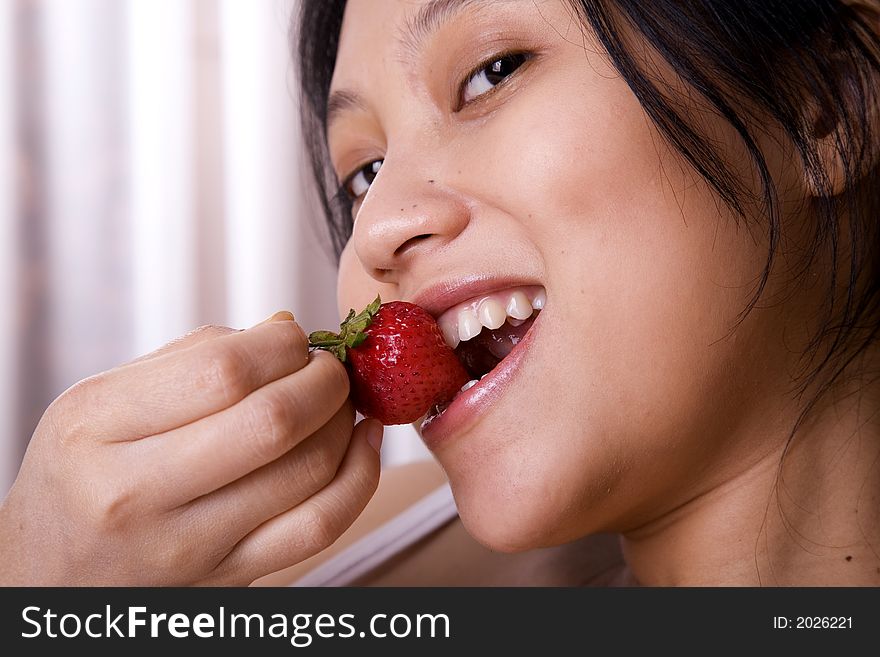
[341,159,381,205]
[456,50,531,110]
[339,50,533,204]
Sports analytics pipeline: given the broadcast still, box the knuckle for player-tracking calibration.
[154,537,198,576]
[299,504,341,553]
[87,481,137,533]
[197,347,251,405]
[344,459,379,499]
[243,392,296,462]
[58,373,103,409]
[140,510,209,580]
[160,325,233,354]
[144,540,189,580]
[190,324,235,339]
[48,374,107,445]
[331,399,356,434]
[299,442,340,491]
[287,409,351,492]
[277,319,309,352]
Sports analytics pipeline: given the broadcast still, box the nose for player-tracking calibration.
[351,161,470,284]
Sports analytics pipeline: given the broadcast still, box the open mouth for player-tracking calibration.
[422,285,545,427]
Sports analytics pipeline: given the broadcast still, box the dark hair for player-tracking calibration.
[294,1,880,429]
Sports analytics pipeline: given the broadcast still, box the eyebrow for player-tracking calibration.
[326,89,368,131]
[325,0,486,131]
[397,0,484,62]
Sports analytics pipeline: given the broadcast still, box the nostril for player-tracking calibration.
[393,233,432,257]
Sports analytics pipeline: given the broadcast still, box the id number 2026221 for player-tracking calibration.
[772,617,852,629]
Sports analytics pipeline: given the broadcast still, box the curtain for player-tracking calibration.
[1,0,15,494]
[0,0,428,497]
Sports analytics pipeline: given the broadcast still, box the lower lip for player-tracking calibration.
[418,311,542,450]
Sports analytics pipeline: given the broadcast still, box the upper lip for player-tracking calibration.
[409,274,544,319]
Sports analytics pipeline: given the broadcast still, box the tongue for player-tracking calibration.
[454,315,536,379]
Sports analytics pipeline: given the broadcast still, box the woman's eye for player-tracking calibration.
[344,159,383,200]
[460,53,529,106]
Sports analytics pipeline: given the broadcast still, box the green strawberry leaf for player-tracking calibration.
[364,295,381,316]
[309,294,382,363]
[308,330,342,346]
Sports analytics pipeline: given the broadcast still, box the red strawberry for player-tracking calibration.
[308,295,470,425]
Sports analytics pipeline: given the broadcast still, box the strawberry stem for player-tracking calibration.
[308,294,382,363]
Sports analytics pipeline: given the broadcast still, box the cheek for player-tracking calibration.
[445,71,794,541]
[471,67,659,222]
[447,209,784,547]
[480,64,781,416]
[593,178,781,501]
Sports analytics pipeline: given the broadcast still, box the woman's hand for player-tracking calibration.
[0,313,382,585]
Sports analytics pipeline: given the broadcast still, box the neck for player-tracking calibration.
[619,371,880,586]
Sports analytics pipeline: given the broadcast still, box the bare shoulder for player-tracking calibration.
[251,458,448,586]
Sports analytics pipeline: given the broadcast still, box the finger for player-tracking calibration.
[209,418,383,585]
[61,315,310,440]
[135,349,351,507]
[181,400,354,542]
[126,325,237,366]
[129,312,296,365]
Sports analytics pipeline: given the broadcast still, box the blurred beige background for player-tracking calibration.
[0,0,429,497]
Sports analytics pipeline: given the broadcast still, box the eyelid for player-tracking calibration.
[332,140,385,197]
[340,158,381,201]
[455,49,534,111]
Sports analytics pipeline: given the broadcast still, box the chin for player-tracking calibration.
[442,439,617,553]
[452,486,589,553]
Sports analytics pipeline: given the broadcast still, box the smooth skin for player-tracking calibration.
[0,313,383,585]
[329,0,880,585]
[2,0,878,587]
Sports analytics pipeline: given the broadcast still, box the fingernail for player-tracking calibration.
[365,419,384,453]
[255,310,295,327]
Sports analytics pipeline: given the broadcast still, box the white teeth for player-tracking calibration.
[460,379,478,392]
[441,320,460,349]
[480,372,490,380]
[531,289,546,310]
[507,291,533,320]
[458,309,483,342]
[478,298,507,330]
[436,285,546,349]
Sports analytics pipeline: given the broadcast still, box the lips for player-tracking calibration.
[409,281,546,449]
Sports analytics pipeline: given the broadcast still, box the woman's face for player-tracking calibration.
[329,0,813,550]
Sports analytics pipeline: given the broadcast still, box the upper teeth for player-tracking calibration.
[437,285,545,349]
